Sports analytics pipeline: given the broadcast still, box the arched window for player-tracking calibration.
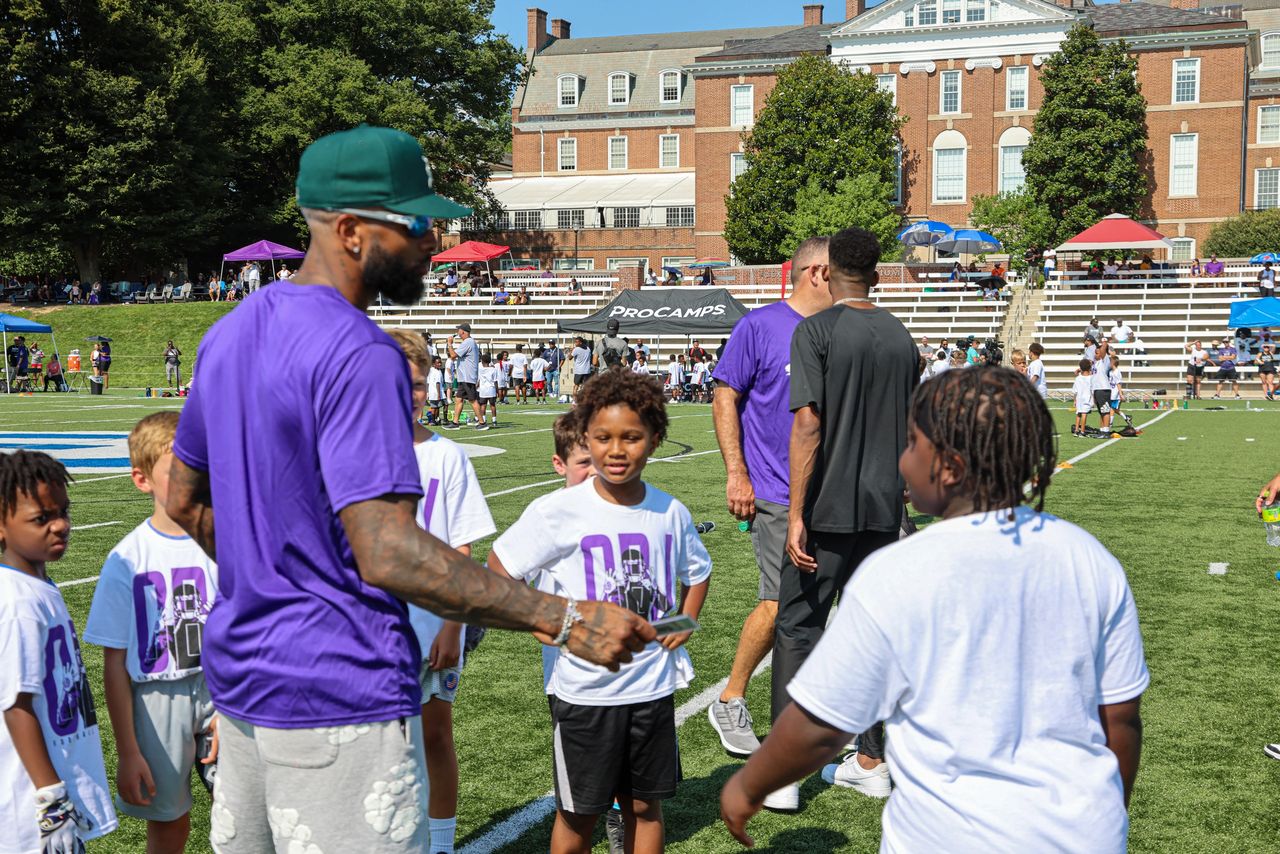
[932,129,967,203]
[557,74,580,108]
[1263,33,1280,70]
[659,69,682,104]
[998,126,1030,193]
[608,72,631,106]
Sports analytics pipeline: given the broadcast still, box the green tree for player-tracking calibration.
[1204,210,1280,257]
[969,189,1055,275]
[1021,24,1148,250]
[724,55,904,264]
[783,175,903,261]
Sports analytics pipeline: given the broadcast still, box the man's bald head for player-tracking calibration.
[791,236,830,284]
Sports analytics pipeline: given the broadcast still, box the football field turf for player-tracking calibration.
[4,393,1278,852]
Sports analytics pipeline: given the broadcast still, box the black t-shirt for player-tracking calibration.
[789,304,917,534]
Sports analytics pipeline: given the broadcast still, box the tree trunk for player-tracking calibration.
[69,238,102,284]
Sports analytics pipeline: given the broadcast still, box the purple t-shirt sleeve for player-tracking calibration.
[315,341,423,514]
[712,320,754,393]
[173,382,209,471]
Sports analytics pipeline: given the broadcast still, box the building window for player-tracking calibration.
[608,136,628,170]
[608,73,629,106]
[730,153,748,181]
[916,0,937,25]
[512,210,542,230]
[731,85,754,127]
[966,0,985,22]
[558,137,576,171]
[1169,237,1195,262]
[607,258,647,271]
[942,0,961,24]
[1257,168,1280,209]
[893,141,903,205]
[1172,59,1199,105]
[1169,133,1198,197]
[1260,106,1280,144]
[557,75,579,108]
[876,73,897,106]
[663,256,694,269]
[1006,66,1028,111]
[665,206,694,227]
[1000,145,1026,192]
[660,70,681,103]
[941,70,961,114]
[557,209,585,229]
[933,131,967,202]
[1263,34,1280,69]
[612,207,640,228]
[553,258,595,270]
[659,134,680,168]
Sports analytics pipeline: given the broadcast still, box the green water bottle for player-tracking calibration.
[738,520,752,533]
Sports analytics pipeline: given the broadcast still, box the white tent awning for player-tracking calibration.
[486,174,694,211]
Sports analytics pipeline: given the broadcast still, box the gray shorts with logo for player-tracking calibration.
[210,714,428,853]
[418,661,461,704]
[750,499,787,601]
[118,673,216,822]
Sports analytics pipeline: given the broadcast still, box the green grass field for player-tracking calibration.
[4,391,1279,852]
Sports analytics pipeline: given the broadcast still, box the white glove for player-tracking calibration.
[35,782,90,854]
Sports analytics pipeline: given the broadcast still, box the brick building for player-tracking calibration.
[460,0,1271,270]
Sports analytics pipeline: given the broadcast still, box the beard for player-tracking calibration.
[362,243,425,305]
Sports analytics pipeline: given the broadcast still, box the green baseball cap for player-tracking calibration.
[296,124,472,219]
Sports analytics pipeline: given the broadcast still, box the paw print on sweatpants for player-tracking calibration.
[362,761,423,843]
[268,806,324,854]
[210,800,236,845]
[323,724,371,746]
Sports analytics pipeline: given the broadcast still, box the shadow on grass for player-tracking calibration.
[750,827,851,852]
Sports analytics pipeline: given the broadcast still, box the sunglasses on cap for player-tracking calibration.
[335,208,433,237]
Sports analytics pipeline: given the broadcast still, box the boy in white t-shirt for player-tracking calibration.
[477,353,500,429]
[530,353,551,404]
[1072,358,1095,437]
[721,366,1147,853]
[690,358,709,402]
[1026,342,1047,398]
[1108,353,1125,413]
[84,412,219,853]
[387,330,497,854]
[488,370,710,854]
[665,355,684,401]
[509,344,531,404]
[0,451,117,853]
[426,356,446,425]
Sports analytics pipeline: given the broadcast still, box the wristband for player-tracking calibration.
[552,596,584,647]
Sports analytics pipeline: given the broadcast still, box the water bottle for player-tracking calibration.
[460,410,469,425]
[1265,500,1280,547]
[694,521,716,534]
[738,520,752,533]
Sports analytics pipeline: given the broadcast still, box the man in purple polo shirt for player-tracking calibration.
[707,237,831,775]
[166,125,652,853]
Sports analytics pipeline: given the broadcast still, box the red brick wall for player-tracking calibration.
[1245,90,1280,211]
[512,126,695,175]
[463,226,696,272]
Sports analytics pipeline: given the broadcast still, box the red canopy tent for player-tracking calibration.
[431,241,511,264]
[1055,214,1173,253]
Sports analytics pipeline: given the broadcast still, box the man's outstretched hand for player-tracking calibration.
[1258,472,1280,515]
[563,600,656,671]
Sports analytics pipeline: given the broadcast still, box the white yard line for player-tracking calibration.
[72,521,124,531]
[56,575,100,589]
[483,478,563,499]
[1055,408,1175,472]
[70,473,133,485]
[650,449,720,464]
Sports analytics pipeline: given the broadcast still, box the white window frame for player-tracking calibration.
[557,74,579,108]
[607,257,647,271]
[608,135,628,171]
[611,207,640,228]
[665,206,694,227]
[942,0,961,24]
[1006,66,1028,111]
[512,210,542,230]
[999,144,1026,193]
[659,134,680,168]
[730,152,747,181]
[659,69,682,104]
[1262,33,1280,70]
[553,258,595,271]
[933,141,967,203]
[557,209,585,230]
[876,73,897,106]
[1169,237,1195,262]
[940,70,961,115]
[731,84,754,127]
[662,256,694,269]
[558,137,577,172]
[916,0,937,25]
[1256,167,1280,209]
[1172,58,1200,105]
[1259,105,1280,145]
[1169,133,1198,198]
[608,72,630,106]
[965,0,985,22]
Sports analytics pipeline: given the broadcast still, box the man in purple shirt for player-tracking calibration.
[166,125,652,853]
[707,237,831,780]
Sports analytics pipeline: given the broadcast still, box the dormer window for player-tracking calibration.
[608,72,631,106]
[558,74,580,108]
[660,70,682,104]
[1263,33,1280,70]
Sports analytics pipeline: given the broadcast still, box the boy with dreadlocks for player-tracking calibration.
[0,451,118,853]
[722,366,1148,853]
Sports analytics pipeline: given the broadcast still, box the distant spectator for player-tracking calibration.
[98,341,112,391]
[1189,258,1203,278]
[1258,262,1276,298]
[700,267,714,286]
[90,280,102,304]
[27,340,44,385]
[164,340,182,387]
[517,286,531,305]
[689,340,707,362]
[967,261,979,274]
[1103,258,1119,278]
[1087,258,1103,278]
[543,340,565,398]
[1042,248,1056,285]
[1084,318,1102,343]
[918,336,936,359]
[69,280,82,304]
[645,269,658,287]
[1211,341,1241,400]
[715,337,727,360]
[567,277,582,295]
[456,277,472,297]
[491,284,510,305]
[570,336,592,395]
[247,262,261,293]
[991,260,1006,279]
[1185,339,1208,399]
[948,262,962,283]
[1204,255,1225,277]
[1109,319,1133,345]
[445,268,458,291]
[6,335,28,384]
[277,264,292,280]
[1139,254,1153,271]
[44,352,66,392]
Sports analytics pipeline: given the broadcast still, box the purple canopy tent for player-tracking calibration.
[221,240,306,289]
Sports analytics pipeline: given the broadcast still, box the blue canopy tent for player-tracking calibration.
[0,313,58,393]
[1227,297,1280,329]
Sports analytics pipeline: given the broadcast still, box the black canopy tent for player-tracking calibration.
[557,288,751,335]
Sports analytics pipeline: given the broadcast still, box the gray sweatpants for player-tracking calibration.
[210,714,428,853]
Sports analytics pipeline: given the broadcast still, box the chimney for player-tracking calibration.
[550,18,571,40]
[804,4,824,26]
[526,8,549,59]
[1169,0,1201,8]
[846,0,865,20]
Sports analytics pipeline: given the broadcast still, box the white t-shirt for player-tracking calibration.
[691,363,708,384]
[630,360,650,375]
[1109,366,1124,396]
[477,365,499,399]
[1189,348,1207,367]
[426,367,444,402]
[1073,374,1094,412]
[492,480,711,705]
[496,362,509,388]
[788,508,1148,854]
[444,358,455,384]
[0,568,117,851]
[83,522,219,682]
[1109,325,1133,343]
[409,436,496,667]
[666,362,683,385]
[509,353,530,378]
[530,357,549,381]
[1026,358,1047,397]
[1091,356,1111,391]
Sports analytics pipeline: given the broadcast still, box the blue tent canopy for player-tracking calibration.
[0,313,51,333]
[1227,297,1280,329]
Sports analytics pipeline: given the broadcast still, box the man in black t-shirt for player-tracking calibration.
[776,226,918,801]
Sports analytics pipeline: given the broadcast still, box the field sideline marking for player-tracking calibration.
[72,521,124,531]
[71,473,133,485]
[483,479,563,499]
[1054,409,1175,473]
[57,575,100,589]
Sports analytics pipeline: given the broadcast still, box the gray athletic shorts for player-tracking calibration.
[117,673,216,822]
[210,714,428,853]
[418,661,461,705]
[750,499,787,601]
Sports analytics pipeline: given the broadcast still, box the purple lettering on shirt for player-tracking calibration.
[420,477,441,530]
[580,534,613,601]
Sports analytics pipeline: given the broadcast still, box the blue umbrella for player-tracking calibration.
[1250,252,1280,264]
[934,229,1002,255]
[662,266,683,276]
[897,220,953,247]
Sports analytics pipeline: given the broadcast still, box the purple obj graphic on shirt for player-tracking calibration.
[580,533,674,621]
[42,623,98,737]
[419,478,441,530]
[133,567,213,674]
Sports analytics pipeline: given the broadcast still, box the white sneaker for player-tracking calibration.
[762,782,800,812]
[821,753,892,798]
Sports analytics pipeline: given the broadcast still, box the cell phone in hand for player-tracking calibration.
[652,613,700,637]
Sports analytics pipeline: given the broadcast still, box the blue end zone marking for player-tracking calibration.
[0,433,129,440]
[68,459,133,469]
[0,443,113,450]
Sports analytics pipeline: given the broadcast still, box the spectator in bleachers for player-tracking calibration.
[1103,258,1119,279]
[1258,262,1276,298]
[1139,254,1153,271]
[645,269,658,287]
[491,284,510,305]
[1042,248,1056,285]
[1130,333,1150,367]
[1109,319,1133,345]
[445,268,458,291]
[1204,255,1225,277]
[1087,258,1104,279]
[1084,318,1102,343]
[567,277,582,294]
[1189,258,1203,277]
[948,262,962,283]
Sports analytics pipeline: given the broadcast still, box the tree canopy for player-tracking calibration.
[783,175,904,262]
[724,55,904,265]
[1204,210,1280,258]
[968,189,1055,274]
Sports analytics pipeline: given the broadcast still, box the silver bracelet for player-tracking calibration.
[552,596,584,647]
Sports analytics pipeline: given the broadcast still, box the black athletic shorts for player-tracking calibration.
[456,381,479,401]
[550,695,679,814]
[1259,365,1276,375]
[1217,367,1239,382]
[513,377,526,388]
[574,372,592,389]
[1187,365,1205,378]
[1092,389,1112,413]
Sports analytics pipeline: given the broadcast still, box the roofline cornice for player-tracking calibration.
[1098,27,1253,49]
[689,56,805,76]
[832,15,1072,42]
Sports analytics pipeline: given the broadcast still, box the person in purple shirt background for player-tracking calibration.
[165,124,652,853]
[706,236,832,771]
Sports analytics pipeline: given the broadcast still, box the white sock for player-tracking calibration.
[429,817,456,853]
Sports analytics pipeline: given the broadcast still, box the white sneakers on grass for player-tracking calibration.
[707,698,761,757]
[762,783,800,812]
[822,753,892,798]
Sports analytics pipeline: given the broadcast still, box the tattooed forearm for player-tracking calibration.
[166,456,216,560]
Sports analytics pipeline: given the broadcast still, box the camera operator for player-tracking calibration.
[982,338,1004,366]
